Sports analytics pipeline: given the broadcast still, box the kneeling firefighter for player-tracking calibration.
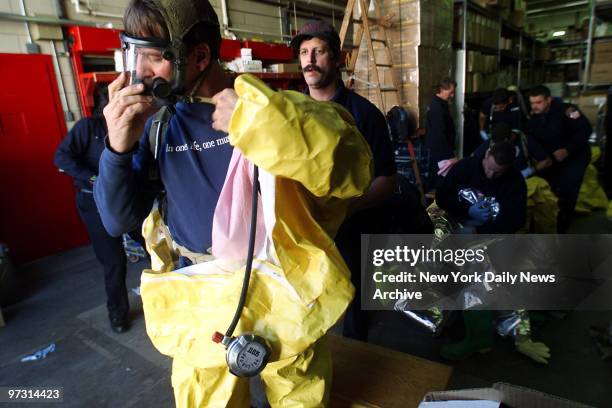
[94,0,373,406]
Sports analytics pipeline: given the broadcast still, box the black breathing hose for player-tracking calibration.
[225,165,259,338]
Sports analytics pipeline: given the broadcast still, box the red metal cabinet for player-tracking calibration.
[67,26,304,116]
[0,53,89,263]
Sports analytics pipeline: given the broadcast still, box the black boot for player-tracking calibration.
[109,314,130,334]
[557,209,572,233]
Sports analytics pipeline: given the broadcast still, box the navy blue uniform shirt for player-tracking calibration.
[481,97,526,131]
[54,116,106,190]
[526,99,591,161]
[425,95,456,162]
[436,152,527,234]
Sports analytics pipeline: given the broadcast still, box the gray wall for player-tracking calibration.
[0,0,341,126]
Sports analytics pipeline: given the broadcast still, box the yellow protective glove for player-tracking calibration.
[516,339,550,364]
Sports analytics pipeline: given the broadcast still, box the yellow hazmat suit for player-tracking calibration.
[140,74,373,407]
[524,176,558,233]
[576,146,608,214]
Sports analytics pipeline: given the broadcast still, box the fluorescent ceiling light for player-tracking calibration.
[552,30,566,37]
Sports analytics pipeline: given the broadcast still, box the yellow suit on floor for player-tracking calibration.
[524,176,558,233]
[576,146,608,214]
[140,74,373,407]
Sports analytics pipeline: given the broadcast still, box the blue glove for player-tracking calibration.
[480,130,490,141]
[468,201,492,225]
[521,166,534,178]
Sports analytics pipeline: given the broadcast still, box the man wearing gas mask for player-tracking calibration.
[94,0,373,406]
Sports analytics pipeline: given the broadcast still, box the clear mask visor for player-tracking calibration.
[123,43,166,86]
[120,33,170,87]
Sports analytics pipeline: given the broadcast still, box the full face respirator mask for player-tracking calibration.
[126,0,272,377]
[121,33,181,104]
[120,0,218,106]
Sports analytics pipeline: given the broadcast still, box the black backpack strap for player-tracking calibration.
[148,105,175,180]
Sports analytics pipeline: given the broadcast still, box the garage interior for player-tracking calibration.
[1,0,612,407]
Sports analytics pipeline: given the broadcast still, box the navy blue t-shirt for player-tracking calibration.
[96,102,233,253]
[151,103,233,252]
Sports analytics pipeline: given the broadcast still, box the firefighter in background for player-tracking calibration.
[54,88,145,334]
[472,123,556,232]
[291,20,398,342]
[479,87,527,140]
[527,85,592,233]
[425,78,459,186]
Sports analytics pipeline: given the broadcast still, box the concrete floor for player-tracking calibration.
[1,210,611,407]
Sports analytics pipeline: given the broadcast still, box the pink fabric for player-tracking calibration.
[437,158,458,177]
[211,149,266,261]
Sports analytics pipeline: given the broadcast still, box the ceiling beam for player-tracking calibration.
[527,1,588,15]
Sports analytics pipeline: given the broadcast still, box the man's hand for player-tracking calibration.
[212,88,238,133]
[468,201,492,225]
[552,148,569,162]
[103,72,156,153]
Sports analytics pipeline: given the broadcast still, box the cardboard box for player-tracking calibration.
[472,72,484,92]
[593,50,612,64]
[593,41,612,63]
[572,93,607,125]
[536,46,551,60]
[510,10,526,28]
[593,40,612,53]
[268,63,300,73]
[544,82,566,97]
[420,382,591,407]
[486,0,510,9]
[240,60,263,72]
[514,0,527,11]
[331,335,452,408]
[590,62,612,83]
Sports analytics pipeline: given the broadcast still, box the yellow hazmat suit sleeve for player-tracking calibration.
[228,73,373,306]
[229,74,373,200]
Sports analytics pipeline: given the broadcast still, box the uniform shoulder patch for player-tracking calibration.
[565,106,581,119]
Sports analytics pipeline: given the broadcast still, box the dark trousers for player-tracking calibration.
[335,211,379,342]
[76,191,142,320]
[336,229,368,341]
[541,151,589,232]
